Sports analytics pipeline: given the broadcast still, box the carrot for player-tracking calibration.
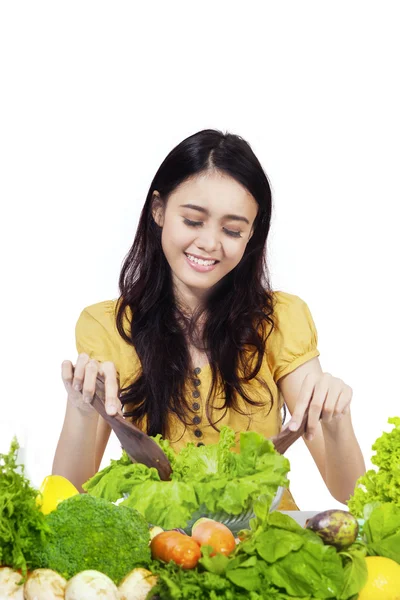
[150,531,201,569]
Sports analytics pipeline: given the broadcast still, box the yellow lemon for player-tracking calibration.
[36,475,79,514]
[358,556,400,600]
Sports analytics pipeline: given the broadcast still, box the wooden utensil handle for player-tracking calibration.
[270,407,310,454]
[90,375,144,440]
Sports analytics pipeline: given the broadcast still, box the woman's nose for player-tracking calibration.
[195,228,221,254]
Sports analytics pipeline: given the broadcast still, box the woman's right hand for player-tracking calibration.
[61,353,122,416]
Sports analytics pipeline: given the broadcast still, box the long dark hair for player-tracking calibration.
[116,129,276,437]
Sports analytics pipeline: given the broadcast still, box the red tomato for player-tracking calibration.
[151,531,201,569]
[191,518,236,556]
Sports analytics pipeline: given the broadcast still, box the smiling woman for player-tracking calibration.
[53,129,365,507]
[151,172,258,298]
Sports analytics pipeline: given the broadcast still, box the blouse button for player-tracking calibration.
[192,402,200,411]
[193,415,201,425]
[194,429,203,438]
[192,390,200,398]
[193,378,201,387]
[194,367,201,375]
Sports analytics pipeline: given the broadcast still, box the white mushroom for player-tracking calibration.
[0,567,24,600]
[65,570,118,600]
[118,568,158,600]
[24,569,66,600]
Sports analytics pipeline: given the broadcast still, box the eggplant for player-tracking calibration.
[305,509,359,549]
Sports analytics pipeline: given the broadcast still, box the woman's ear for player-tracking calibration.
[151,191,165,227]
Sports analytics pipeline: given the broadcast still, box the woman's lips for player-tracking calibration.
[184,253,219,273]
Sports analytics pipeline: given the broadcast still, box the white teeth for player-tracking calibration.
[186,254,216,266]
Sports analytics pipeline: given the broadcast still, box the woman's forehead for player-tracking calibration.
[169,171,258,217]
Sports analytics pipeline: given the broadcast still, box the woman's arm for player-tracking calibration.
[52,401,101,492]
[53,355,119,491]
[278,357,366,504]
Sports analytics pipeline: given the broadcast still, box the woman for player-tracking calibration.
[53,129,365,508]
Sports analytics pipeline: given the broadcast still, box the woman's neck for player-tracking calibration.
[172,276,208,315]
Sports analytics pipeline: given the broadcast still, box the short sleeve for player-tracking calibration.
[267,291,320,383]
[75,300,122,379]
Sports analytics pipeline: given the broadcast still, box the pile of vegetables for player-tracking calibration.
[83,427,290,529]
[146,501,400,599]
[1,417,400,599]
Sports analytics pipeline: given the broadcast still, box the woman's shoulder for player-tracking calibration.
[270,290,314,329]
[77,298,132,332]
[75,297,136,356]
[75,298,138,387]
[266,290,319,382]
[271,290,308,311]
[79,298,118,318]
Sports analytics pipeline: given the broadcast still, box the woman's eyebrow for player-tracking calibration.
[180,203,250,225]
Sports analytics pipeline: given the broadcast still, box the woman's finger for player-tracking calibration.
[82,359,100,405]
[101,361,121,416]
[72,353,90,391]
[61,360,74,391]
[321,382,342,423]
[306,381,329,440]
[287,374,315,431]
[333,387,353,417]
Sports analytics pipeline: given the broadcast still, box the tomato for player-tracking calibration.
[191,518,236,556]
[151,531,201,569]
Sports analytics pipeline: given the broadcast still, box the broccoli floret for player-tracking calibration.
[30,494,150,584]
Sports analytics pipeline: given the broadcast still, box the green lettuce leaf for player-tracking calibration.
[363,502,400,563]
[348,417,400,517]
[338,545,368,600]
[84,426,289,529]
[122,479,198,529]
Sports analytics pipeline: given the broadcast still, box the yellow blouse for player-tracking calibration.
[75,291,319,510]
[75,291,319,449]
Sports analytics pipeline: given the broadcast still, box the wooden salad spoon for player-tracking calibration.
[91,375,173,481]
[91,376,310,480]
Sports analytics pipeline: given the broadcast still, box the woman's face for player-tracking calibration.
[152,170,259,306]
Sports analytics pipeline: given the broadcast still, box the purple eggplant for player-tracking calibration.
[305,509,359,549]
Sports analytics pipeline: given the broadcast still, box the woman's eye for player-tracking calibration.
[223,228,242,238]
[183,218,203,227]
[184,218,242,238]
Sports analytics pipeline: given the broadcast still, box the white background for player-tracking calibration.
[1,1,399,511]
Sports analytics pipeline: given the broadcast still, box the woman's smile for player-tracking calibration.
[184,252,220,272]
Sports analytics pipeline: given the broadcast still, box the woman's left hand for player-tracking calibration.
[287,372,353,441]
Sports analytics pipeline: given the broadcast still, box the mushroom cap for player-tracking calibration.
[24,569,67,600]
[65,570,119,600]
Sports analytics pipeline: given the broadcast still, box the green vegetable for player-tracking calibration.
[147,497,366,599]
[30,494,151,583]
[83,427,290,529]
[0,438,50,576]
[348,417,400,517]
[363,502,400,563]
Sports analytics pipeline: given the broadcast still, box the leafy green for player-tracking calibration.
[348,417,400,517]
[29,494,150,583]
[0,438,50,576]
[338,544,368,599]
[363,502,400,563]
[84,426,290,529]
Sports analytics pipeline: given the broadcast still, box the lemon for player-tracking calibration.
[358,556,400,600]
[36,475,79,514]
